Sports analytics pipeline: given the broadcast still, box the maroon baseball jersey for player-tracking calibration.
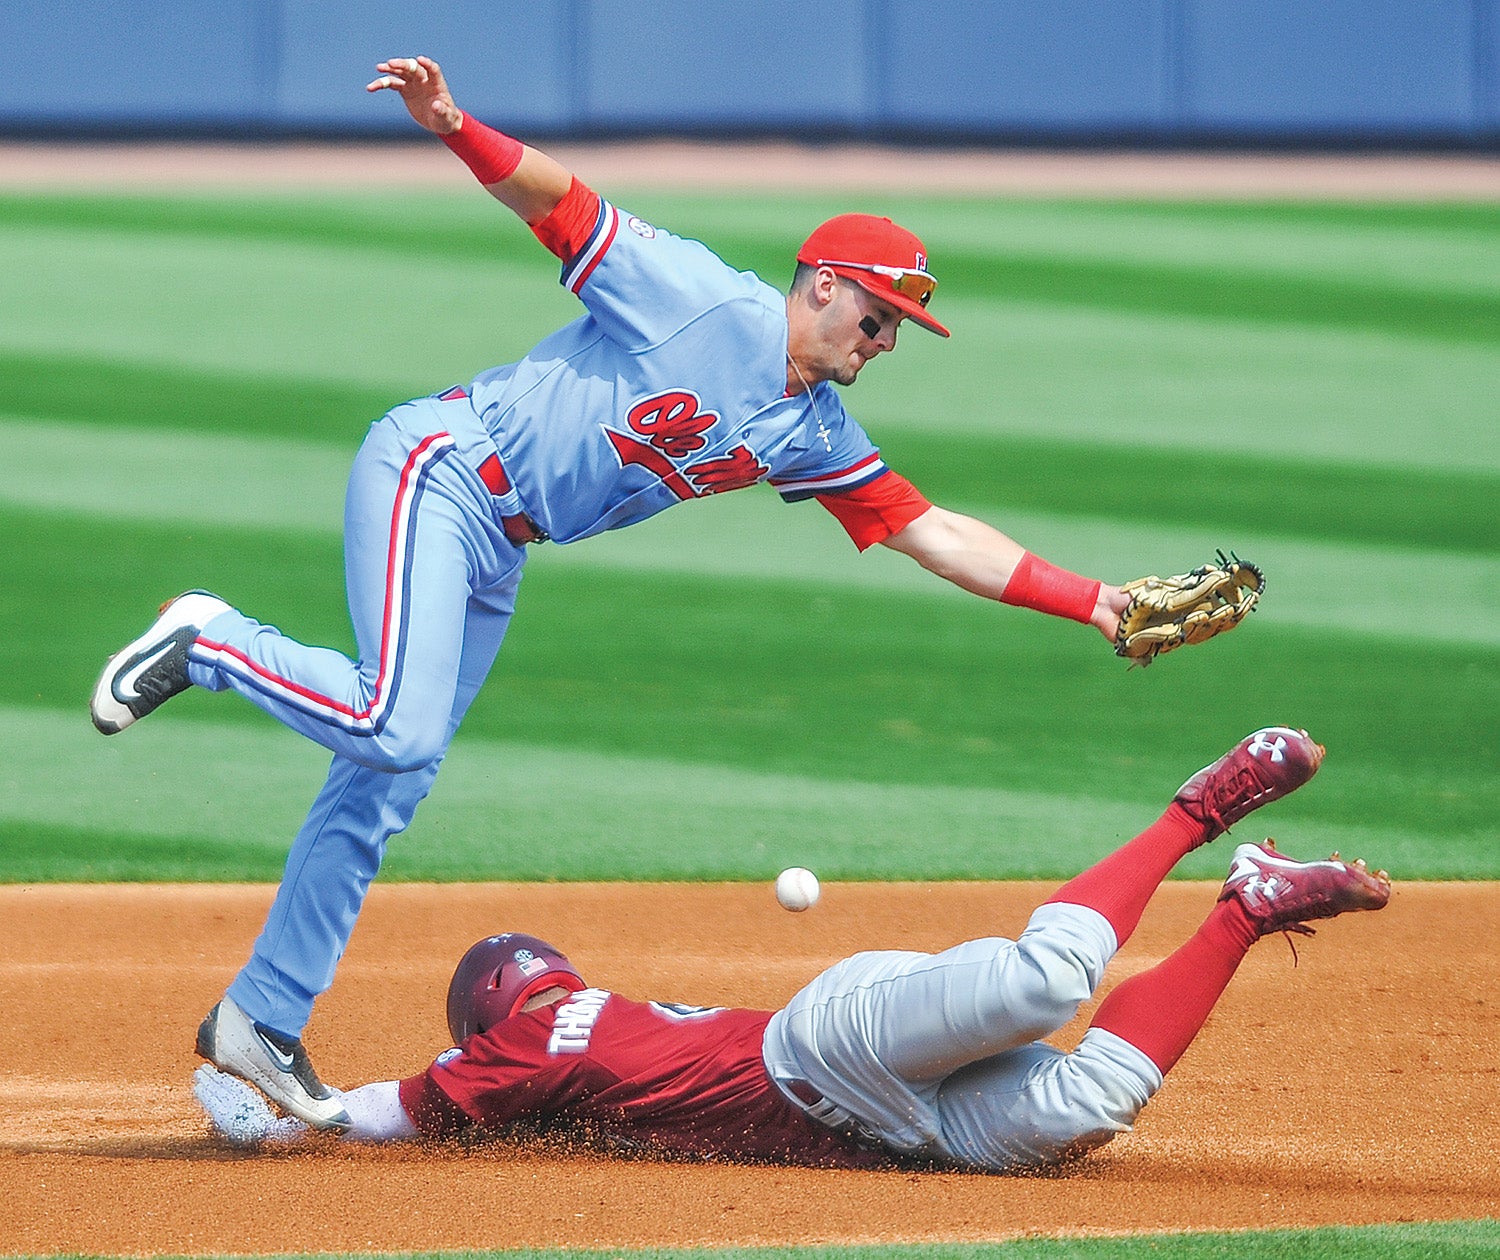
[397,988,895,1168]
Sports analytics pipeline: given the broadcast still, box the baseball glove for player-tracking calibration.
[1114,551,1264,666]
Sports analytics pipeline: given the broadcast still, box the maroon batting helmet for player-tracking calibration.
[446,933,586,1042]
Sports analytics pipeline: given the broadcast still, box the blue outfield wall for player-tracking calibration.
[3,0,1498,144]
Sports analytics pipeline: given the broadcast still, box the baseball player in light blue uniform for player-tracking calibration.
[92,56,1140,1130]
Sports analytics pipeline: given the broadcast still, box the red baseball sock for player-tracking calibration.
[1089,897,1258,1074]
[1044,802,1205,946]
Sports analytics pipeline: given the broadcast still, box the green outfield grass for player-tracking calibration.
[0,188,1495,884]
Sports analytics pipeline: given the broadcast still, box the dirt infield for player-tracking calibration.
[3,879,1496,1252]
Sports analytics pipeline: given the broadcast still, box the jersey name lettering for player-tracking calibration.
[548,987,611,1055]
[606,389,770,500]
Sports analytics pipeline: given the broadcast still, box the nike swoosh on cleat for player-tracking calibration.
[255,1031,297,1072]
[112,639,180,703]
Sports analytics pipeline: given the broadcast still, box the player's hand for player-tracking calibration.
[366,55,462,136]
[1090,583,1130,642]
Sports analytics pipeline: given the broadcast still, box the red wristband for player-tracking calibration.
[442,111,524,185]
[999,552,1101,624]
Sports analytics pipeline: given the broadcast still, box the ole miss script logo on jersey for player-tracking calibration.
[605,390,769,499]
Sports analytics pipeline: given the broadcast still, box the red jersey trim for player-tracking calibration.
[815,470,932,552]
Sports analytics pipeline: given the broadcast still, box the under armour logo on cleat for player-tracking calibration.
[1248,733,1288,763]
[1241,873,1283,900]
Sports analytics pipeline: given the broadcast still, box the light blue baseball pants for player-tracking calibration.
[186,398,524,1035]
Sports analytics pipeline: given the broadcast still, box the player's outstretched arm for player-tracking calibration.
[194,1065,418,1147]
[882,506,1127,640]
[367,55,572,223]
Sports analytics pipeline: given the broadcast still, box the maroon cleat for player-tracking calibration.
[1219,839,1391,937]
[1174,726,1325,844]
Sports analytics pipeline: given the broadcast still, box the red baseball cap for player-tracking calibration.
[796,213,950,337]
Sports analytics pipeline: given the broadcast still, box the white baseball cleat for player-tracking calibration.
[90,590,231,734]
[196,996,351,1133]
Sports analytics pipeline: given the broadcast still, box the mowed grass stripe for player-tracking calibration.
[0,706,1484,882]
[0,349,403,443]
[0,706,1162,882]
[860,298,1499,474]
[3,416,350,533]
[9,504,1495,853]
[6,419,1498,647]
[856,429,1500,556]
[544,498,1500,652]
[711,226,1500,345]
[0,225,576,396]
[4,351,1498,552]
[5,223,1495,475]
[18,190,1499,272]
[642,192,1500,293]
[941,246,1500,345]
[2,193,1498,345]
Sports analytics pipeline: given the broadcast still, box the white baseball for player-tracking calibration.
[775,867,820,912]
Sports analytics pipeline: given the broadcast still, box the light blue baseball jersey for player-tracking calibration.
[465,200,888,544]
